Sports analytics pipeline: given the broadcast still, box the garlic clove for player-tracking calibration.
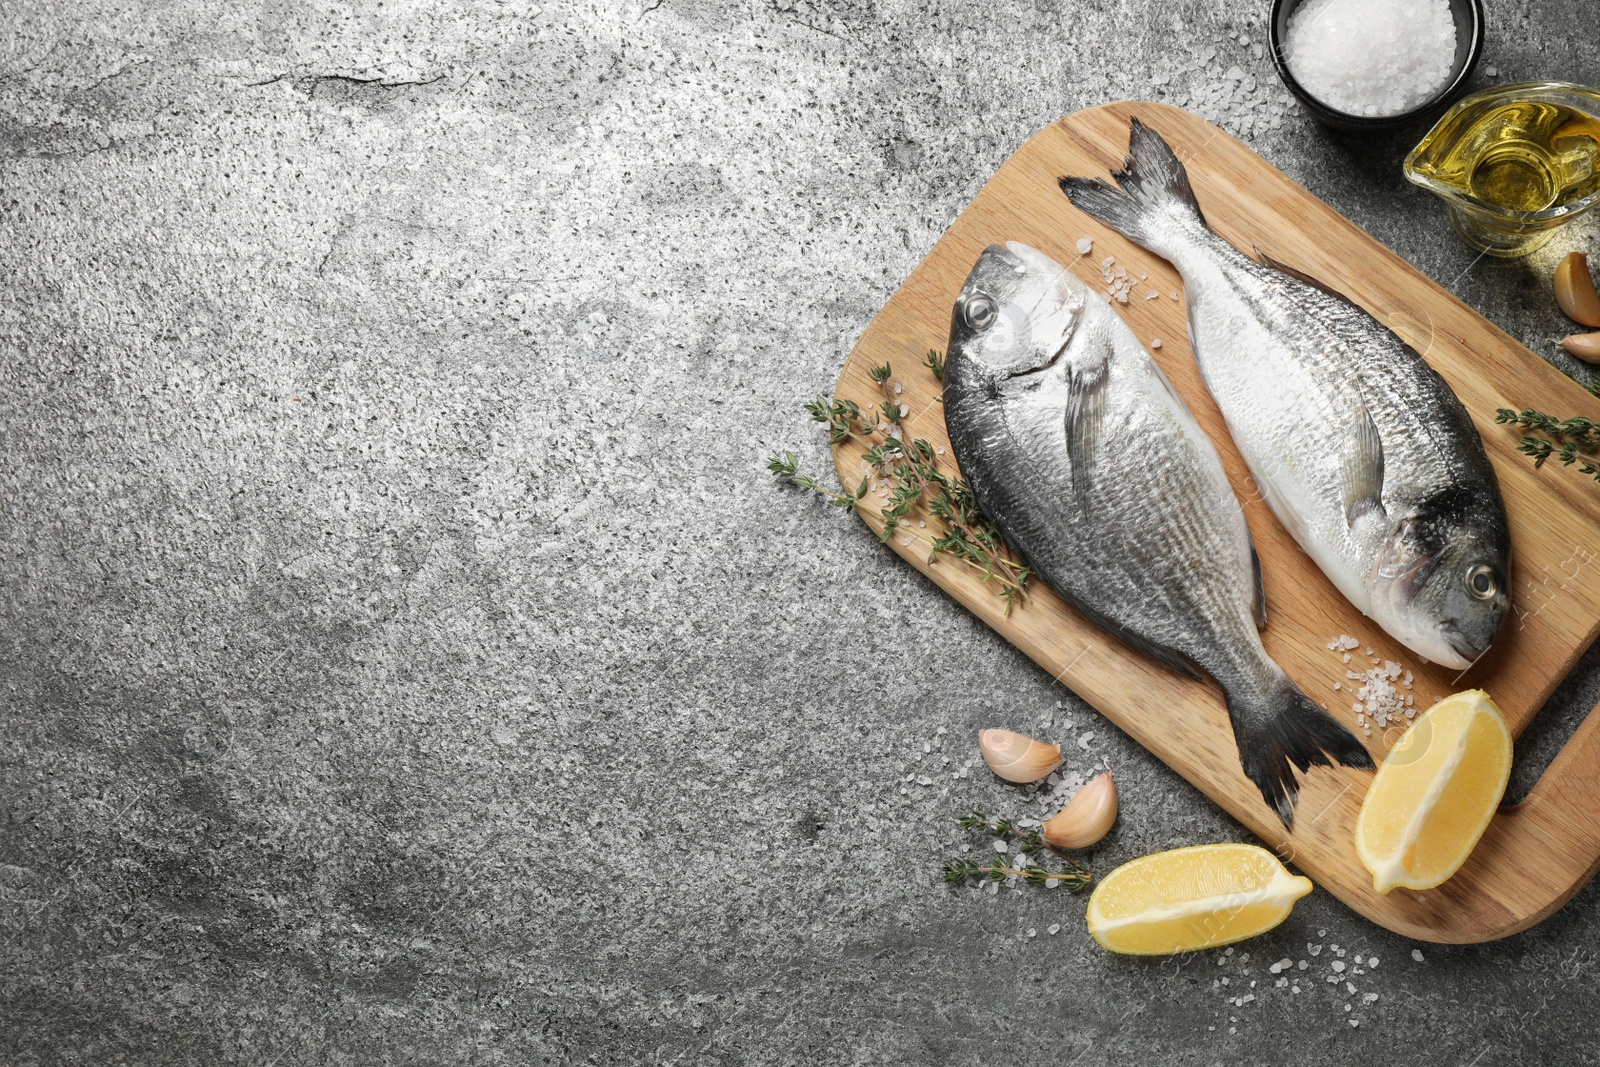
[1559,330,1600,363]
[1555,253,1600,328]
[978,728,1062,783]
[1042,771,1118,849]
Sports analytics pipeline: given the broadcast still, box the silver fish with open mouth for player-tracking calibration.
[1060,120,1512,670]
[944,241,1372,827]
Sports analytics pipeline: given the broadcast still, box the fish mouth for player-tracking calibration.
[1441,627,1488,671]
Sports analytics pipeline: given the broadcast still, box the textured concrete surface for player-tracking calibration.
[4,1,1600,1064]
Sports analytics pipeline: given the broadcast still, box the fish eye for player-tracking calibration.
[1466,563,1497,600]
[963,293,997,331]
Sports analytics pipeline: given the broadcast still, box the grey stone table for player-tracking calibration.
[4,1,1600,1063]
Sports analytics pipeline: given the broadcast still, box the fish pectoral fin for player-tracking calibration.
[1343,397,1387,527]
[1063,347,1111,507]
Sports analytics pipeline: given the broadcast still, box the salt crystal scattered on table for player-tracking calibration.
[1412,948,1425,961]
[1151,339,1162,349]
[1077,237,1094,254]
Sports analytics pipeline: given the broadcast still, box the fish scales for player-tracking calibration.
[1061,120,1511,670]
[944,242,1372,826]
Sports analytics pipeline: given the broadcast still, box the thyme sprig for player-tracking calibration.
[941,812,1092,892]
[770,355,1032,612]
[1496,402,1600,481]
[767,452,868,508]
[804,395,879,445]
[958,812,1047,855]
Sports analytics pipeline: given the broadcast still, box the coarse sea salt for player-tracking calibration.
[1284,0,1456,118]
[1328,633,1415,730]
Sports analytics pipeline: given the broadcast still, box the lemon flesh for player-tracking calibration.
[1086,843,1313,955]
[1355,689,1512,894]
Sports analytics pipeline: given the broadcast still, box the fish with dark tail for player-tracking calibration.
[944,241,1373,827]
[1060,120,1512,671]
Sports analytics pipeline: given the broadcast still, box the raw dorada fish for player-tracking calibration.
[944,241,1372,827]
[1061,120,1511,671]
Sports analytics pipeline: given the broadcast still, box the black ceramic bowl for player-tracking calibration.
[1268,0,1485,131]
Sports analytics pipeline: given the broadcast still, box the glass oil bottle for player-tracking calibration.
[1405,82,1600,257]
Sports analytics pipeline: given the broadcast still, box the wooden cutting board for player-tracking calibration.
[833,102,1600,943]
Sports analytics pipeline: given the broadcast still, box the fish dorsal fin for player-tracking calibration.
[1249,538,1267,630]
[1254,247,1363,306]
[1343,393,1388,527]
[1064,344,1111,508]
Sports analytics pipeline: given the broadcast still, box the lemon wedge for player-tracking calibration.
[1355,689,1511,894]
[1086,843,1312,955]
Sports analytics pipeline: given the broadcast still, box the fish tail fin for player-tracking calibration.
[1229,674,1375,830]
[1058,118,1207,251]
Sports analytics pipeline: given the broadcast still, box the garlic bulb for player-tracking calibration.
[1559,330,1600,364]
[1042,772,1118,849]
[978,728,1062,783]
[1556,253,1600,328]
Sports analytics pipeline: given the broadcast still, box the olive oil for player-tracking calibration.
[1406,83,1600,256]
